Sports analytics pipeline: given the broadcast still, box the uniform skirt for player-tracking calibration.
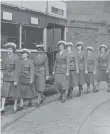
[1,80,20,98]
[77,70,85,85]
[19,83,36,99]
[95,70,108,82]
[69,70,78,87]
[86,72,94,83]
[55,73,69,90]
[34,74,45,92]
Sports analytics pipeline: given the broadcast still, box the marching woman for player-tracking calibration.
[53,40,70,103]
[0,42,21,113]
[108,49,110,92]
[18,49,36,110]
[96,44,110,92]
[33,45,49,107]
[66,42,79,99]
[85,46,97,93]
[75,42,87,97]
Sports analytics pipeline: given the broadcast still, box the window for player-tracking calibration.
[22,26,43,49]
[51,7,64,16]
[107,29,110,33]
[1,22,19,49]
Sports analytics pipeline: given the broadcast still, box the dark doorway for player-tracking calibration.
[47,23,65,74]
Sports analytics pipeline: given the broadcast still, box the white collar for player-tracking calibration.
[60,50,64,55]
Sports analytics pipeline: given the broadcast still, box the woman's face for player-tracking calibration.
[59,44,64,51]
[87,49,92,55]
[7,48,13,55]
[77,45,82,51]
[66,46,72,52]
[101,47,106,53]
[22,53,28,59]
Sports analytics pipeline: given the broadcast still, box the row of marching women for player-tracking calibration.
[53,41,110,103]
[0,41,110,113]
[0,42,49,113]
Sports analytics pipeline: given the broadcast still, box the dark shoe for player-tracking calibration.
[35,103,40,108]
[76,93,81,97]
[85,90,90,94]
[13,109,18,113]
[28,102,32,107]
[17,107,23,111]
[1,110,5,115]
[107,89,110,92]
[93,89,99,93]
[61,99,66,103]
[40,99,44,104]
[58,95,62,100]
[68,94,72,99]
[68,96,72,99]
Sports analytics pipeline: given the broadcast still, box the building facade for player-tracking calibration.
[1,0,67,74]
[66,1,110,52]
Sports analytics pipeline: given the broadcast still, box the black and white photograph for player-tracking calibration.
[0,0,110,134]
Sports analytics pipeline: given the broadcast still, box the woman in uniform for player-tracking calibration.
[66,42,79,99]
[96,44,110,92]
[85,46,97,93]
[75,42,87,97]
[33,45,49,107]
[53,40,70,103]
[108,49,110,92]
[18,49,36,110]
[0,42,20,113]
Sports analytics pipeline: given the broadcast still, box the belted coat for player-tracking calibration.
[19,58,36,99]
[53,50,70,90]
[96,52,110,82]
[67,51,78,87]
[33,52,49,92]
[86,53,96,83]
[1,53,20,98]
[77,50,87,85]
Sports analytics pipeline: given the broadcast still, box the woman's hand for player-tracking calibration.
[66,72,69,76]
[14,81,17,86]
[52,72,55,75]
[30,80,33,84]
[76,70,79,74]
[85,70,88,74]
[106,70,109,73]
[93,71,96,75]
[46,76,49,80]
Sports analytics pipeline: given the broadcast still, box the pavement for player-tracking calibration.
[1,82,110,134]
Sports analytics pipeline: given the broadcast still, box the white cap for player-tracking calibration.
[100,44,107,49]
[87,46,93,50]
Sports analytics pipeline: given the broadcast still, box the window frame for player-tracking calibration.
[51,7,64,16]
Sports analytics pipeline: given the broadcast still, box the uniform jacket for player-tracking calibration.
[53,50,70,74]
[67,51,78,71]
[19,58,34,84]
[77,50,87,71]
[86,53,96,72]
[97,52,109,71]
[32,52,49,76]
[3,54,20,82]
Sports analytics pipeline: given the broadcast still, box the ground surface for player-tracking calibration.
[1,83,110,134]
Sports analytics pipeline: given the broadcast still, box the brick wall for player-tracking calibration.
[67,1,110,50]
[67,1,110,23]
